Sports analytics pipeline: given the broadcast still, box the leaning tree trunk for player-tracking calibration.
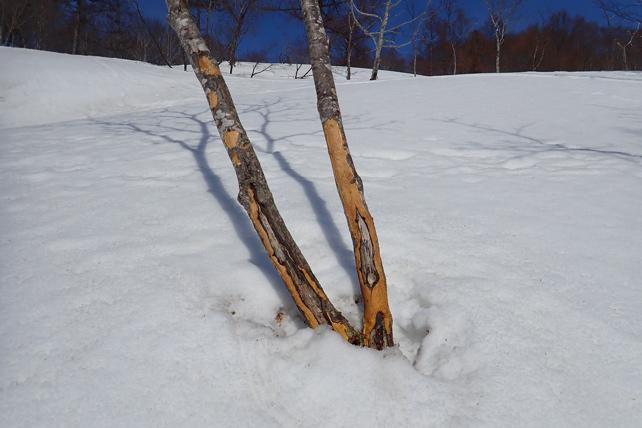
[166,0,360,345]
[300,0,394,350]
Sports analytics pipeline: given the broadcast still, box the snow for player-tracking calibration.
[1,47,641,427]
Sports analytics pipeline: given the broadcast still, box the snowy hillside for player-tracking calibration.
[1,47,641,427]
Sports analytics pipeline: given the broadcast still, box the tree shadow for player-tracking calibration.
[93,110,290,304]
[433,117,642,164]
[235,98,400,297]
[239,98,360,296]
[95,99,397,310]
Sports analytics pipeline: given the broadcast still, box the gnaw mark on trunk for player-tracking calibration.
[356,211,379,288]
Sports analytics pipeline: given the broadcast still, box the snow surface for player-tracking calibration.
[1,47,642,427]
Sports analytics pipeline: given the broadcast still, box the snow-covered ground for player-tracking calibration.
[1,47,641,427]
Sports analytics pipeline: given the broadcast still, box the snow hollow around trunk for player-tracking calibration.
[1,47,642,427]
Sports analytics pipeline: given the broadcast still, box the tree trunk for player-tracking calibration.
[72,0,83,55]
[300,0,394,350]
[227,22,242,74]
[413,50,417,77]
[370,0,392,81]
[346,14,354,81]
[166,0,361,345]
[451,42,457,75]
[495,34,501,73]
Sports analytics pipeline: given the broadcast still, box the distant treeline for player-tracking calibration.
[1,0,640,74]
[407,10,642,74]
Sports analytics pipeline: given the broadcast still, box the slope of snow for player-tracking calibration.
[1,47,641,427]
[0,47,407,128]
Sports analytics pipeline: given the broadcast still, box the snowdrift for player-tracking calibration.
[1,47,642,427]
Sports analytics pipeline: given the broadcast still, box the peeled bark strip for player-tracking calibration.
[166,0,360,345]
[299,0,394,350]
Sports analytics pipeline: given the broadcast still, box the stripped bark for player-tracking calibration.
[166,0,360,345]
[300,0,394,350]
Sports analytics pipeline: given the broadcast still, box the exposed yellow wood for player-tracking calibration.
[331,322,352,342]
[246,190,319,328]
[322,118,393,348]
[322,119,357,204]
[198,55,221,77]
[206,90,218,109]
[223,129,241,149]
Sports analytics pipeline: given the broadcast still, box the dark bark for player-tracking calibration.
[346,12,354,80]
[222,0,255,74]
[300,0,394,349]
[72,0,83,55]
[166,0,361,345]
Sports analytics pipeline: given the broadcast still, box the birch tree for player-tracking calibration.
[616,22,640,69]
[442,0,469,75]
[485,0,521,73]
[351,0,423,80]
[597,0,641,69]
[166,0,361,345]
[406,0,431,76]
[300,0,394,349]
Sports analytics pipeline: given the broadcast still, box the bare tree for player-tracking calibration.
[300,0,394,349]
[596,0,642,23]
[250,61,273,77]
[598,0,641,69]
[68,0,101,54]
[485,0,522,73]
[406,0,432,77]
[324,3,361,80]
[442,0,469,75]
[531,28,547,71]
[24,0,60,50]
[166,0,361,345]
[71,0,83,54]
[617,22,640,69]
[351,0,423,80]
[420,6,440,75]
[134,0,173,67]
[346,10,357,79]
[282,38,312,78]
[0,0,28,46]
[219,0,259,74]
[246,51,273,77]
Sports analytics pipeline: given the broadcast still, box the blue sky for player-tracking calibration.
[140,0,607,58]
